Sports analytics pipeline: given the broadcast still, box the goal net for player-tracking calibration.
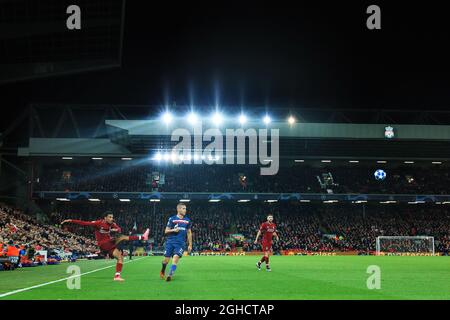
[375,236,435,255]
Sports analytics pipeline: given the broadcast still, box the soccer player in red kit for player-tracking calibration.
[254,214,279,272]
[61,211,149,281]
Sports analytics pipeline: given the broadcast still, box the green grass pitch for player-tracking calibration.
[0,256,449,300]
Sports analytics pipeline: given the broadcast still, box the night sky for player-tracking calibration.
[1,1,450,128]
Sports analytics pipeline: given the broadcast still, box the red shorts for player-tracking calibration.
[261,241,272,252]
[99,240,117,256]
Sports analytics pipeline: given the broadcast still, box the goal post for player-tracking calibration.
[376,236,435,255]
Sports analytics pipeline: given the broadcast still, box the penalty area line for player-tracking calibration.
[0,256,147,298]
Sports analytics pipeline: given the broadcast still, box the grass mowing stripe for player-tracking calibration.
[0,257,146,299]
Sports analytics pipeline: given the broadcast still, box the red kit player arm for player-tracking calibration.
[62,219,101,227]
[111,223,122,233]
[254,223,265,244]
[273,226,279,241]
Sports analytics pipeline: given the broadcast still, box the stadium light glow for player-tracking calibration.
[62,157,73,160]
[119,199,131,202]
[88,199,101,202]
[150,199,160,202]
[238,199,251,202]
[408,201,425,204]
[349,160,359,163]
[187,112,199,125]
[92,157,103,160]
[323,200,339,203]
[404,161,414,164]
[153,152,162,161]
[179,199,190,202]
[263,115,271,125]
[207,155,221,161]
[163,153,170,161]
[294,160,305,163]
[300,199,311,203]
[56,198,70,201]
[209,199,221,202]
[432,161,442,164]
[321,160,332,163]
[238,114,247,125]
[162,111,174,124]
[287,116,296,125]
[121,157,133,160]
[377,161,387,164]
[211,112,224,126]
[265,199,278,203]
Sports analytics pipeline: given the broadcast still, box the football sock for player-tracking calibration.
[115,262,123,276]
[266,256,270,265]
[169,264,177,276]
[259,256,265,264]
[161,262,168,273]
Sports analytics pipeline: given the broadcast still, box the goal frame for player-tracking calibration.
[375,236,435,255]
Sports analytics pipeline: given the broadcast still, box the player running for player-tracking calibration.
[254,214,279,272]
[61,211,149,282]
[160,203,192,282]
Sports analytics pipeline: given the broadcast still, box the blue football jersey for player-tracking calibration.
[165,215,192,244]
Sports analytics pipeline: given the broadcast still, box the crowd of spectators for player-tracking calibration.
[0,203,98,268]
[35,162,450,195]
[50,202,450,254]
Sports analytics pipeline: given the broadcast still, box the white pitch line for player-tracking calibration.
[0,257,146,298]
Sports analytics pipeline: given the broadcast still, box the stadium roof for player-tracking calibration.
[8,104,450,161]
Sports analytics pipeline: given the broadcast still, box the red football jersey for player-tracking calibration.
[260,222,276,243]
[71,219,121,245]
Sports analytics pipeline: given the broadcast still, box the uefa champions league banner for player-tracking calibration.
[35,191,450,203]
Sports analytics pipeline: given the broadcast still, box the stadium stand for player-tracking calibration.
[35,162,450,194]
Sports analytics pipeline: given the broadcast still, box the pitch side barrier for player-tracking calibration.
[187,251,443,256]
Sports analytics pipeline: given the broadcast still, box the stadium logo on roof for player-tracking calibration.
[384,126,395,139]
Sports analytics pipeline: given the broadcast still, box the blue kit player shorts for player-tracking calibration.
[164,243,185,258]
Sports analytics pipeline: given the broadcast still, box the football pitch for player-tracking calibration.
[0,256,449,300]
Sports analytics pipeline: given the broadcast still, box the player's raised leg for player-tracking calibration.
[112,248,125,281]
[115,228,150,245]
